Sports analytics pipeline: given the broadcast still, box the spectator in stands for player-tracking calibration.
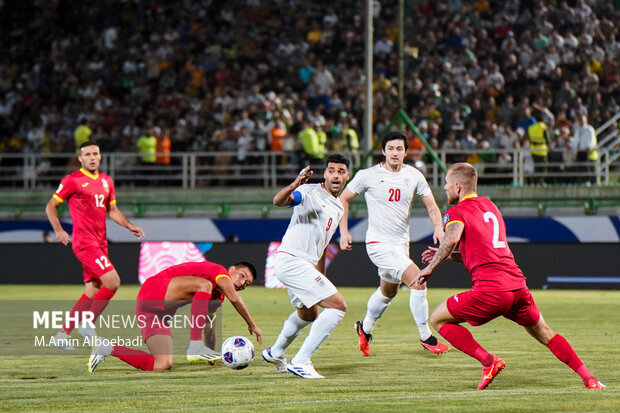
[1,0,618,188]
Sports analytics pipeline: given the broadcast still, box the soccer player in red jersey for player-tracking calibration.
[45,141,145,348]
[414,162,605,390]
[88,260,262,372]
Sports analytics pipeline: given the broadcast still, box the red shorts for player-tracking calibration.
[447,287,541,327]
[136,276,174,341]
[74,246,115,283]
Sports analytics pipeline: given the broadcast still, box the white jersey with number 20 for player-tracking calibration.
[347,163,431,243]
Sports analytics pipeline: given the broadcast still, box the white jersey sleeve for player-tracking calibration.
[278,184,344,264]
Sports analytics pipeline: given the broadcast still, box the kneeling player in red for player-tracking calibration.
[413,163,604,390]
[88,260,262,372]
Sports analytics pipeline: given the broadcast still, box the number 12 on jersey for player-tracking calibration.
[483,211,506,249]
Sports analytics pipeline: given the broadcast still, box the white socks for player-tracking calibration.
[410,288,432,341]
[362,288,392,335]
[271,311,311,358]
[291,308,345,365]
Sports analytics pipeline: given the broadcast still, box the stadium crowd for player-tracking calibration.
[0,0,619,177]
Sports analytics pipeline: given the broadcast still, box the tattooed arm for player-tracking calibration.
[411,222,464,286]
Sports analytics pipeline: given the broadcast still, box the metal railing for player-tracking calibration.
[0,149,618,190]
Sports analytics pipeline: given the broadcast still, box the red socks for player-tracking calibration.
[61,294,92,334]
[190,291,212,341]
[547,334,592,381]
[89,286,116,322]
[439,323,492,365]
[112,346,154,371]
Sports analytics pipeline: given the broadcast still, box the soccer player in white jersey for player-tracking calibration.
[261,154,350,379]
[339,131,450,356]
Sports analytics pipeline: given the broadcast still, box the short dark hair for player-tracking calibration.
[381,131,409,150]
[325,153,350,169]
[234,261,257,282]
[79,141,99,150]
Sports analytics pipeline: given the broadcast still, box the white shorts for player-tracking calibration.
[275,251,338,308]
[366,241,413,284]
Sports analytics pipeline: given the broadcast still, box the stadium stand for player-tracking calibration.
[0,0,619,187]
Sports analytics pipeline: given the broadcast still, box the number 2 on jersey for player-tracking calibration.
[483,211,506,248]
[94,194,105,208]
[388,188,401,201]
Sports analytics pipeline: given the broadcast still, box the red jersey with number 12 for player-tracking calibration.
[53,168,116,252]
[443,195,526,291]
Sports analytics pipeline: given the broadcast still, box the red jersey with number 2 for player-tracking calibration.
[53,168,116,252]
[443,195,526,291]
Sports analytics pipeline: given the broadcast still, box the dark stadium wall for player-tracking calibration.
[1,243,618,290]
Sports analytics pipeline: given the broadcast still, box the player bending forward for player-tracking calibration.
[88,261,261,372]
[414,162,604,390]
[262,154,350,379]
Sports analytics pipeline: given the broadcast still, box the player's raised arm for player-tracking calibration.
[108,203,145,238]
[338,187,356,251]
[420,192,444,244]
[45,197,70,245]
[273,166,313,207]
[216,276,262,344]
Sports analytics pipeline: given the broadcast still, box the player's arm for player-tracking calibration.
[420,192,444,244]
[338,188,357,251]
[216,277,263,344]
[421,246,463,264]
[108,203,145,238]
[45,197,70,245]
[414,221,464,286]
[273,165,313,207]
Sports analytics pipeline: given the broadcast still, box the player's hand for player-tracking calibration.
[413,266,433,286]
[55,230,70,246]
[295,166,313,185]
[128,224,145,238]
[249,325,262,345]
[339,231,353,251]
[421,246,438,264]
[433,226,445,244]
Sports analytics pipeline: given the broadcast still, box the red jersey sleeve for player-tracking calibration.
[53,175,76,203]
[443,207,465,230]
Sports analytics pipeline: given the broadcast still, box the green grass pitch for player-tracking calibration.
[1,285,618,412]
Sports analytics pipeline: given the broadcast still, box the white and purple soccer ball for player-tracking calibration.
[221,335,254,370]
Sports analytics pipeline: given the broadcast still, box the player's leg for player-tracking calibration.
[287,292,346,378]
[524,314,605,389]
[55,284,93,349]
[291,292,346,365]
[263,306,313,372]
[263,254,316,369]
[431,295,505,390]
[173,278,222,363]
[87,269,120,326]
[83,246,122,327]
[353,280,396,356]
[401,263,449,354]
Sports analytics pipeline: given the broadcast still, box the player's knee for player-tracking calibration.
[196,281,213,294]
[153,356,173,371]
[334,299,347,313]
[429,312,443,331]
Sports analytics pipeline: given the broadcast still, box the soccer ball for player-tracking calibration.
[221,335,254,370]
